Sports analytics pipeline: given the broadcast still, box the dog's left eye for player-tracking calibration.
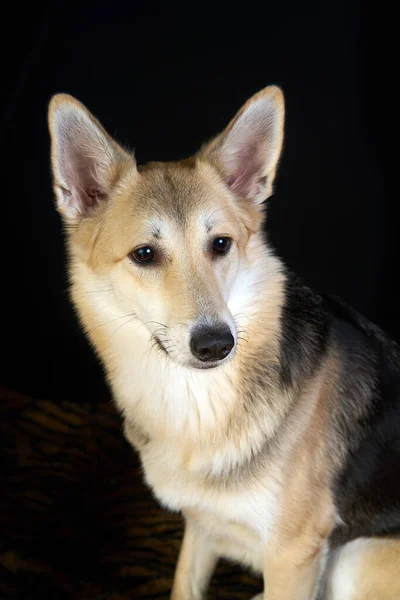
[212,237,232,255]
[130,246,155,264]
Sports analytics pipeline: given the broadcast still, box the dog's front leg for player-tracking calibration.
[171,519,218,600]
[260,537,327,600]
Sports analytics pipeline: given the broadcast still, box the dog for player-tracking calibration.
[48,86,400,599]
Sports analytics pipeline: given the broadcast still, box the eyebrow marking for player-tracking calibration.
[205,206,230,233]
[150,225,161,239]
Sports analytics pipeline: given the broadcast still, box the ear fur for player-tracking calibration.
[48,94,134,223]
[199,85,285,203]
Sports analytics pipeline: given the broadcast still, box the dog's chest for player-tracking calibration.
[139,439,280,545]
[115,352,280,558]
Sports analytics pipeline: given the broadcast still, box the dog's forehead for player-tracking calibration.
[134,160,229,226]
[91,159,240,263]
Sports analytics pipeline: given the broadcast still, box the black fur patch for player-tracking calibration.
[278,273,330,390]
[279,274,400,545]
[326,296,400,545]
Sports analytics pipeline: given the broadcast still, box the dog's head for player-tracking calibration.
[48,87,284,370]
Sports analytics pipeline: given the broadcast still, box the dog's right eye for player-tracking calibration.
[130,246,155,265]
[212,236,232,256]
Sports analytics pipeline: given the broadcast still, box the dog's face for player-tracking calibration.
[48,87,284,369]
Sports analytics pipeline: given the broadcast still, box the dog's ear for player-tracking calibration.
[200,86,285,204]
[48,94,134,223]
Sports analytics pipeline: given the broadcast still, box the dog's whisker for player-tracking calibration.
[133,320,168,335]
[80,288,114,296]
[233,312,249,320]
[87,312,138,335]
[111,315,138,337]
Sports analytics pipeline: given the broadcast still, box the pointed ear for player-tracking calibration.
[48,94,134,223]
[200,85,285,203]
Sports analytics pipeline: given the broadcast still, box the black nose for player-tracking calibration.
[190,325,235,362]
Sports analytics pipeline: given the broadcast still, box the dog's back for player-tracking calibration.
[324,291,400,544]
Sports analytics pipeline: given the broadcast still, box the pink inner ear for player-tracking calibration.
[63,153,109,212]
[215,96,282,202]
[224,154,263,200]
[86,188,107,206]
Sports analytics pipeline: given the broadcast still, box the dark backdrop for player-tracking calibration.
[2,1,396,404]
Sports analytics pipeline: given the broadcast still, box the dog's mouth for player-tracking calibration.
[190,359,232,370]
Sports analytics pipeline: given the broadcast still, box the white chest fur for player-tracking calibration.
[137,436,279,572]
[112,350,280,571]
[142,438,277,525]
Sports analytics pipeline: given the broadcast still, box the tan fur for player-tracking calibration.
[48,87,400,599]
[349,539,400,600]
[326,537,400,600]
[355,539,400,600]
[261,358,338,599]
[171,518,218,600]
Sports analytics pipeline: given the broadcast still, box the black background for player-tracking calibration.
[2,1,396,404]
